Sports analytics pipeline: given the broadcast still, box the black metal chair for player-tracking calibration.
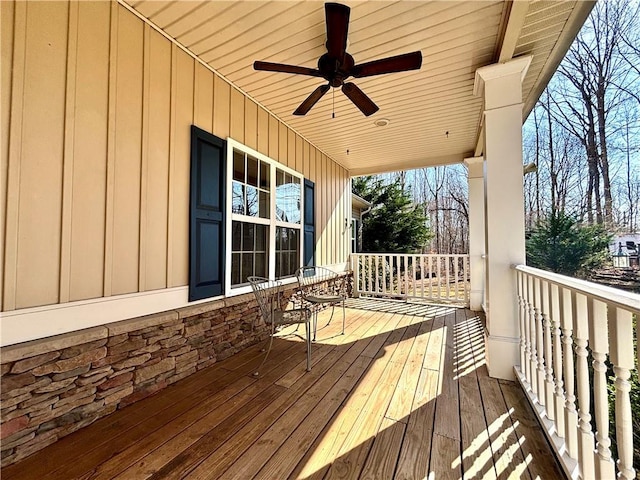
[296,266,347,341]
[248,276,312,376]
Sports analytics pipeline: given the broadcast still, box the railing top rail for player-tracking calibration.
[514,264,640,313]
[351,253,469,258]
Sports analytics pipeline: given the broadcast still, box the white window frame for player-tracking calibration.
[225,138,304,295]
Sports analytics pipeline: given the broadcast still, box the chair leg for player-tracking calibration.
[253,329,275,377]
[305,322,311,372]
[312,308,318,342]
[325,303,336,327]
[341,300,345,335]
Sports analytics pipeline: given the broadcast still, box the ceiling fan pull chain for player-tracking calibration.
[332,88,335,119]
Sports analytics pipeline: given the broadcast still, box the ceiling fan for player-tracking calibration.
[253,2,423,117]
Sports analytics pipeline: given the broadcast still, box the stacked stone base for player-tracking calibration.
[0,290,283,467]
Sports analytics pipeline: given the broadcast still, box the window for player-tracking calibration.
[227,139,302,291]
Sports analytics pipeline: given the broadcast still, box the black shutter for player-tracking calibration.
[189,126,226,301]
[303,179,315,267]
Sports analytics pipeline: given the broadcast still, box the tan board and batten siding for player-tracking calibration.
[0,1,350,316]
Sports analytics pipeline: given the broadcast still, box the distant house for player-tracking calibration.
[351,193,372,254]
[611,233,640,255]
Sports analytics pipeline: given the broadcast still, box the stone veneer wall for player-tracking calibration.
[0,289,288,467]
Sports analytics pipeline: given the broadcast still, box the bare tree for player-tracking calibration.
[542,0,639,226]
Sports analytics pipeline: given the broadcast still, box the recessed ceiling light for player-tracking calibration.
[374,118,390,127]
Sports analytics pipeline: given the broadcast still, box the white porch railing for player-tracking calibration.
[515,265,640,480]
[350,253,469,306]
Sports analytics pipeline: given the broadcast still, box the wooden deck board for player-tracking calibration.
[499,380,565,480]
[2,300,562,480]
[359,417,406,480]
[457,311,497,479]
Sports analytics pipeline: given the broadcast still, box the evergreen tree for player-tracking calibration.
[353,176,431,253]
[526,211,611,277]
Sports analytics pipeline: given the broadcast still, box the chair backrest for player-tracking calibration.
[248,276,281,327]
[296,266,344,296]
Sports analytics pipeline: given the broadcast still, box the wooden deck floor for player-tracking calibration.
[2,298,562,480]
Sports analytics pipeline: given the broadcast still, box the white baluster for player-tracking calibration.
[420,255,425,298]
[428,255,433,298]
[382,255,391,293]
[396,255,401,296]
[562,287,579,460]
[534,277,545,404]
[550,283,565,438]
[589,298,614,479]
[376,255,384,295]
[609,307,636,480]
[463,256,469,305]
[365,255,370,294]
[436,255,441,301]
[445,256,451,300]
[353,254,362,297]
[412,255,417,297]
[403,255,409,296]
[527,274,537,393]
[541,280,555,415]
[574,292,595,480]
[454,256,460,300]
[517,271,526,374]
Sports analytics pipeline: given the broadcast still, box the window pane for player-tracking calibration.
[260,161,270,189]
[276,169,284,187]
[276,170,301,224]
[275,226,300,278]
[231,253,242,286]
[247,155,258,187]
[243,223,254,251]
[242,254,254,283]
[255,224,267,251]
[259,190,269,219]
[232,221,242,251]
[246,186,258,216]
[282,252,289,278]
[292,180,301,224]
[232,182,244,215]
[233,150,244,182]
[255,253,267,278]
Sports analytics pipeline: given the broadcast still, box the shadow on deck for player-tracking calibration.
[2,298,562,479]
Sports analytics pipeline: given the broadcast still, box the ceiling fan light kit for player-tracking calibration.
[253,2,423,117]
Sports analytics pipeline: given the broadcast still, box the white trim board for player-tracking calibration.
[1,262,350,347]
[0,287,219,347]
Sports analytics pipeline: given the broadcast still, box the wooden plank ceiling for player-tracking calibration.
[124,0,592,175]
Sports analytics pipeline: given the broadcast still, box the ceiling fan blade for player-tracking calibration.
[293,84,331,116]
[254,61,322,77]
[325,3,350,60]
[342,83,379,116]
[351,51,423,78]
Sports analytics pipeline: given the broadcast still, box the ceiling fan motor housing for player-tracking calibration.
[319,53,355,87]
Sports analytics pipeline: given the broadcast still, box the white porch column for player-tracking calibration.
[474,56,532,380]
[465,156,485,312]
